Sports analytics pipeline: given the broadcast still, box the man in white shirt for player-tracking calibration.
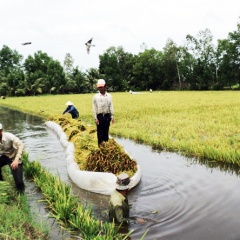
[92,79,114,146]
[0,123,25,194]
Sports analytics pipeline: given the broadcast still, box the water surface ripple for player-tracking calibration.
[1,107,240,240]
[117,138,240,240]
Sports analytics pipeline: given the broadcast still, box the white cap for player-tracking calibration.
[66,101,73,106]
[0,123,2,129]
[116,173,130,190]
[97,79,106,87]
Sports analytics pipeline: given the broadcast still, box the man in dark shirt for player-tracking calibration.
[63,101,79,119]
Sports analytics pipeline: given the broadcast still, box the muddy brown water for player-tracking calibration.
[1,106,240,240]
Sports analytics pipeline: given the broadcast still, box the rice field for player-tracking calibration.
[1,91,240,165]
[0,167,49,239]
[23,153,131,239]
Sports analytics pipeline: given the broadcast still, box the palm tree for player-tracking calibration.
[18,73,45,96]
[86,68,100,92]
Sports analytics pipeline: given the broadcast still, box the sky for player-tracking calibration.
[1,0,240,72]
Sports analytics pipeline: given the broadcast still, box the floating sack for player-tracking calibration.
[45,121,141,195]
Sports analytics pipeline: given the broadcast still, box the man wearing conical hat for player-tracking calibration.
[63,101,79,119]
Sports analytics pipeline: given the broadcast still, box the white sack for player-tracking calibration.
[45,121,141,195]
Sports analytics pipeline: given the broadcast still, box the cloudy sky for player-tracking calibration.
[1,0,240,71]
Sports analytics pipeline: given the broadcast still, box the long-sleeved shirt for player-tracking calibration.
[109,190,129,223]
[0,132,24,163]
[92,92,114,120]
[63,105,79,119]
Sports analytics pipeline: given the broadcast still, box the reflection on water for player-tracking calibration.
[1,106,240,240]
[192,157,240,176]
[116,138,240,240]
[0,107,71,239]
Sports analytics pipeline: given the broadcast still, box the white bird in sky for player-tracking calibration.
[85,38,95,54]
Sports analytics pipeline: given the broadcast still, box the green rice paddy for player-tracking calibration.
[1,91,240,165]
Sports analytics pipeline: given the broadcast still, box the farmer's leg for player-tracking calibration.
[11,163,25,194]
[97,115,105,146]
[102,115,111,142]
[0,155,11,181]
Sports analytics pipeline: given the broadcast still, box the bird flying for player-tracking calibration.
[85,38,95,54]
[22,42,32,45]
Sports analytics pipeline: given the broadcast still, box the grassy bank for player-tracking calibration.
[0,154,130,239]
[1,91,240,165]
[0,167,49,239]
[23,153,127,240]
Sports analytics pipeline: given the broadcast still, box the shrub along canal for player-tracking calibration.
[1,106,240,240]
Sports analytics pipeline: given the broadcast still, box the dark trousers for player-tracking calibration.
[0,155,25,193]
[97,114,111,146]
[72,113,79,119]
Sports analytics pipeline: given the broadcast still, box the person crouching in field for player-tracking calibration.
[92,79,114,146]
[109,173,130,224]
[0,123,25,194]
[63,101,79,119]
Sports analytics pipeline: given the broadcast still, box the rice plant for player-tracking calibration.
[2,91,240,171]
[23,155,128,239]
[0,164,49,239]
[0,181,12,204]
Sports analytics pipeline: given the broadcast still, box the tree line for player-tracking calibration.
[0,19,240,96]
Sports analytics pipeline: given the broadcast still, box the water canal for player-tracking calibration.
[1,106,240,240]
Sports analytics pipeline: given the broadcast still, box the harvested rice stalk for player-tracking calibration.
[85,139,137,176]
[48,116,138,176]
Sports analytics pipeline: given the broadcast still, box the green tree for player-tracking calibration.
[0,45,23,95]
[221,19,240,88]
[0,70,8,96]
[99,46,134,91]
[99,47,121,91]
[117,50,136,91]
[63,53,74,79]
[17,74,45,96]
[24,51,65,94]
[86,68,100,92]
[69,67,87,93]
[214,39,231,89]
[5,69,24,96]
[0,45,23,74]
[132,48,164,90]
[46,60,66,94]
[185,29,216,90]
[162,39,181,89]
